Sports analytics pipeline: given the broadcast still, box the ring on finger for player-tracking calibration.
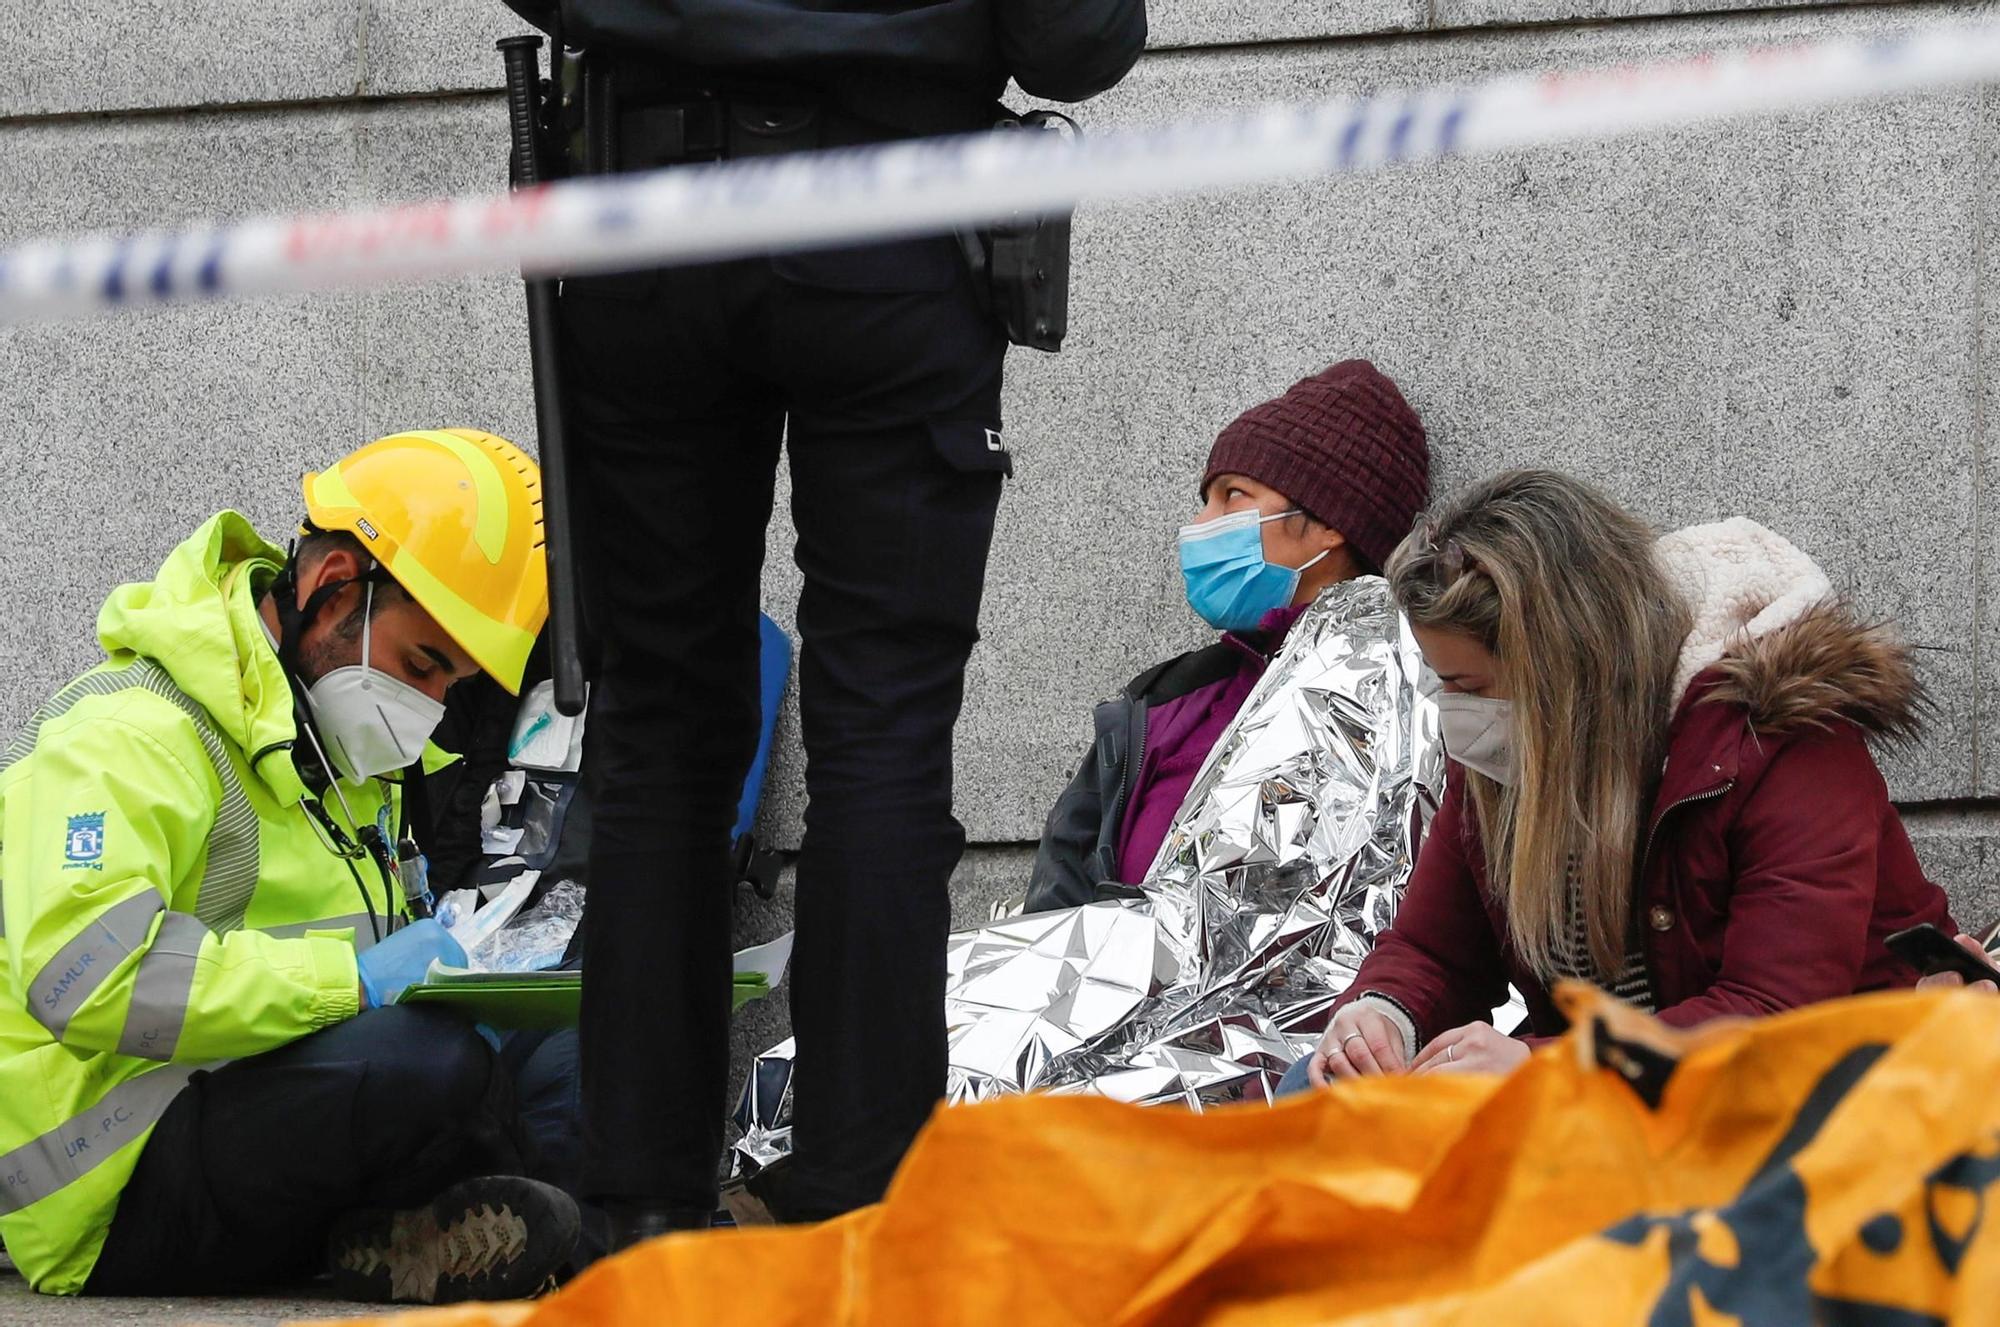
[1341,1033,1367,1048]
[1447,1044,1458,1062]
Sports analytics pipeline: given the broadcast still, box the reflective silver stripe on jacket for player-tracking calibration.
[257,912,387,954]
[116,912,210,1061]
[0,1062,217,1216]
[26,893,166,1040]
[0,659,263,936]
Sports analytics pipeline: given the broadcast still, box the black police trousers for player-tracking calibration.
[85,1007,583,1294]
[562,233,1008,1217]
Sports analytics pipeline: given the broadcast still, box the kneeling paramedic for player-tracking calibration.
[0,430,584,1302]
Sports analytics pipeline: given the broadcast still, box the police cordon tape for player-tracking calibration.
[5,19,2000,328]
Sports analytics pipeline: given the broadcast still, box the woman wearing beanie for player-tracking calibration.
[1295,469,1956,1087]
[1024,359,1431,912]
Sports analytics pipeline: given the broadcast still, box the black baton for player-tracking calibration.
[499,34,587,717]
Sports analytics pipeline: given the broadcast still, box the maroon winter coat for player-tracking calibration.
[1337,601,1956,1042]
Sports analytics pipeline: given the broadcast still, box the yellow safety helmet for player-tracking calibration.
[303,428,549,694]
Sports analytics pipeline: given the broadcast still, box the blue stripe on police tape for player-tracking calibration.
[198,236,224,295]
[149,236,178,298]
[1337,107,1369,171]
[1438,101,1468,156]
[1387,105,1419,163]
[101,239,132,303]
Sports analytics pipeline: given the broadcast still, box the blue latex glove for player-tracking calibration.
[358,918,468,1009]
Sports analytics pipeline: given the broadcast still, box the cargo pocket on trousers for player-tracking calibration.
[907,419,1010,628]
[928,418,1013,479]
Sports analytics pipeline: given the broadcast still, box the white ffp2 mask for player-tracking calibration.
[1436,693,1514,786]
[302,583,446,783]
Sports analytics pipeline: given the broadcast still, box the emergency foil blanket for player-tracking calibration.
[730,576,1441,1176]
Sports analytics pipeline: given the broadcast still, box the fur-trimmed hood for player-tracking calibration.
[1654,518,1925,739]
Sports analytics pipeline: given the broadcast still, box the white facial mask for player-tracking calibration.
[302,583,446,783]
[1436,693,1514,786]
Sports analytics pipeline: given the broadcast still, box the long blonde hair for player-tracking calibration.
[1386,470,1692,979]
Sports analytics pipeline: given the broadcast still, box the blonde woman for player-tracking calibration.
[1300,469,1956,1086]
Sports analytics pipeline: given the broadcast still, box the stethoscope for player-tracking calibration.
[293,735,438,943]
[297,795,395,943]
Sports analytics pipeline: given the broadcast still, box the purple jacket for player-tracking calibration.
[1026,604,1306,912]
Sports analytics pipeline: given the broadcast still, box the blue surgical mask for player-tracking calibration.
[1177,509,1330,632]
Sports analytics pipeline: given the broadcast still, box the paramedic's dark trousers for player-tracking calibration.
[85,1008,583,1294]
[564,234,1008,1218]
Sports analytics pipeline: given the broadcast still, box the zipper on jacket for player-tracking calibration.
[249,739,294,771]
[1105,700,1149,872]
[1637,780,1733,884]
[1634,778,1733,996]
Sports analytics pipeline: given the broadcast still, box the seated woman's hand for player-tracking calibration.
[1410,1021,1530,1075]
[1308,1003,1409,1084]
[1917,933,2000,995]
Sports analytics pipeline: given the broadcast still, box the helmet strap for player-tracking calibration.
[272,539,391,791]
[273,540,393,675]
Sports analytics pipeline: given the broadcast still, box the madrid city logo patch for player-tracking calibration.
[63,812,106,871]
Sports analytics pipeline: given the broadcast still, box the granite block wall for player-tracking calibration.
[5,1,1999,1085]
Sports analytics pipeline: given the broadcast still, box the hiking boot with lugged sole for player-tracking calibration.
[327,1175,581,1304]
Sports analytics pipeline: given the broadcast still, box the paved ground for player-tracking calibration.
[0,1262,369,1326]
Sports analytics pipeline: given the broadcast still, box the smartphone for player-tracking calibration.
[1886,923,2000,984]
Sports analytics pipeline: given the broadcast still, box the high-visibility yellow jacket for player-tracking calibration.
[0,512,410,1293]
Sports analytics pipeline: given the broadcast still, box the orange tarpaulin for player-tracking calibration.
[326,986,2000,1325]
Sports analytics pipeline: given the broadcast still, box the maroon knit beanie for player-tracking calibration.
[1201,359,1431,574]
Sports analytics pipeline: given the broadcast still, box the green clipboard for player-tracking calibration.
[396,932,792,1030]
[399,970,770,1029]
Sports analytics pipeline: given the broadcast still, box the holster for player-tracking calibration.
[959,111,1077,354]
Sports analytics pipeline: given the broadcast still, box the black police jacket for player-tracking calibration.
[501,0,1147,132]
